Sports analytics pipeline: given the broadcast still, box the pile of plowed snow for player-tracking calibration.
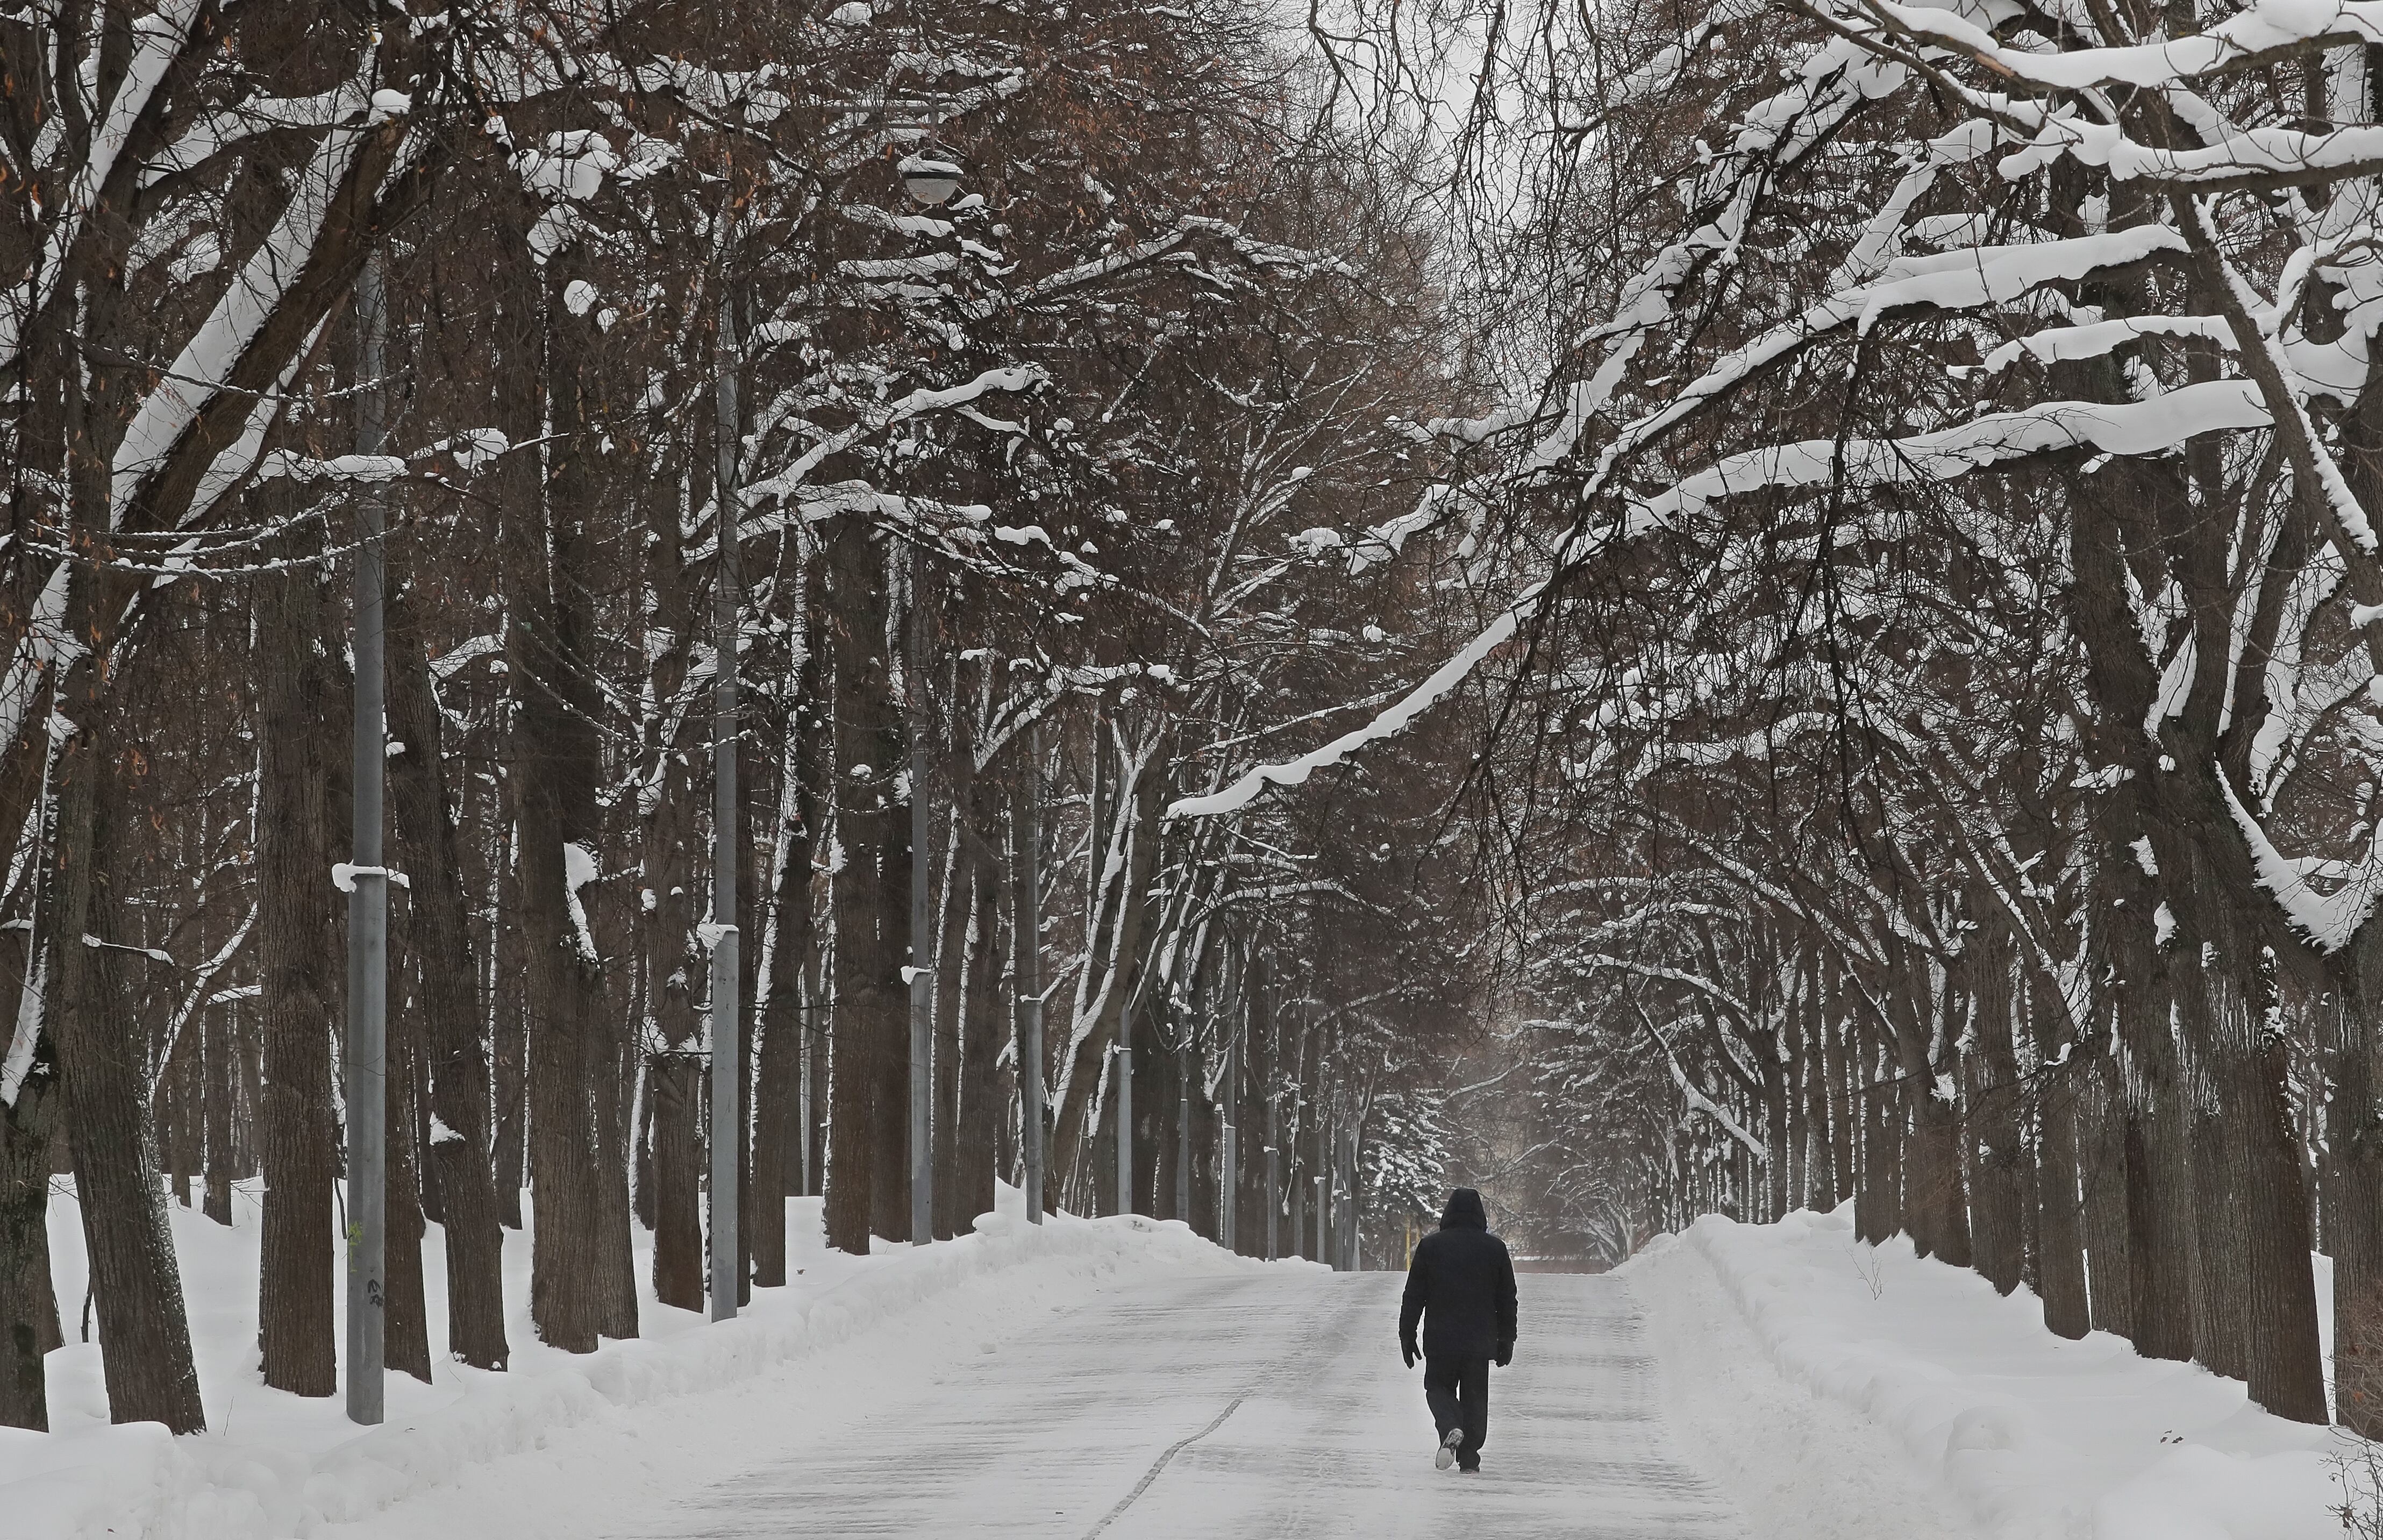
[1625,1207,2353,1540]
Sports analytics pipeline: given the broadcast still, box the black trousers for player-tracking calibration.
[1423,1353,1490,1467]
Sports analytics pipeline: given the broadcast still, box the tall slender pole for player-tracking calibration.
[1220,1025,1238,1253]
[345,254,389,1427]
[709,293,741,1323]
[909,548,933,1245]
[1326,1114,1341,1272]
[1342,1124,1358,1271]
[1176,1020,1192,1224]
[1115,1036,1133,1216]
[1015,723,1044,1223]
[798,998,814,1197]
[1315,1169,1328,1265]
[1264,1071,1279,1261]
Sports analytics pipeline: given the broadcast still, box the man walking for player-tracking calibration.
[1398,1187,1517,1473]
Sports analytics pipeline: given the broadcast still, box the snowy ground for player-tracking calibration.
[1633,1209,2357,1540]
[8,1194,2376,1538]
[8,1182,1273,1539]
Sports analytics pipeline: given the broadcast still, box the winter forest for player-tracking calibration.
[24,0,2383,1532]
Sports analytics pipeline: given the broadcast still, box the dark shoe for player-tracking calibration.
[1435,1427,1464,1470]
[1458,1462,1481,1474]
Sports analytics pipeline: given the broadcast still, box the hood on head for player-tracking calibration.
[1440,1187,1487,1230]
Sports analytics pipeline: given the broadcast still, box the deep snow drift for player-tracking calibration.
[3,1183,1269,1540]
[1625,1207,2360,1540]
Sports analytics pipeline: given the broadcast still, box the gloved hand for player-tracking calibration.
[1401,1337,1418,1369]
[1494,1340,1513,1367]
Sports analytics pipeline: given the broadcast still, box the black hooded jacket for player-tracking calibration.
[1399,1188,1518,1360]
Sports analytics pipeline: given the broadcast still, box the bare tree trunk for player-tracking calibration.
[1854,1037,1901,1246]
[1179,996,1201,1229]
[751,951,802,1281]
[1238,990,1265,1252]
[1828,1013,1858,1217]
[1906,1075,1971,1265]
[384,961,432,1384]
[52,687,205,1430]
[2071,487,2184,1354]
[1157,1010,1183,1224]
[2201,945,2325,1422]
[385,582,509,1368]
[1849,1058,1881,1245]
[513,650,600,1349]
[203,1002,234,1228]
[825,518,902,1254]
[588,916,639,1334]
[751,620,822,1284]
[1783,1001,1808,1212]
[509,381,619,1350]
[258,544,340,1399]
[956,825,1005,1229]
[872,676,913,1245]
[1803,964,1836,1209]
[1756,1020,1790,1221]
[2327,975,2383,1435]
[633,1058,655,1234]
[415,1037,444,1229]
[163,1020,196,1207]
[1145,1006,1171,1227]
[2030,987,2091,1341]
[2182,965,2249,1380]
[1190,1060,1219,1244]
[1286,1151,1304,1257]
[2079,1051,2134,1338]
[808,964,829,1200]
[648,1052,703,1309]
[1967,936,2028,1296]
[0,997,59,1429]
[0,834,58,1434]
[1048,737,1168,1189]
[2115,937,2195,1360]
[493,841,529,1233]
[930,826,964,1240]
[636,476,705,1303]
[736,721,762,1306]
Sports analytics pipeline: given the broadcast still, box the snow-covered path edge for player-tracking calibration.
[8,1203,1272,1540]
[1632,1208,2353,1540]
[1622,1220,1987,1540]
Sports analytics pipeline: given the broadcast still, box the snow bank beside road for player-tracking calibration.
[3,1185,1267,1540]
[1628,1214,1987,1540]
[1629,1208,2344,1540]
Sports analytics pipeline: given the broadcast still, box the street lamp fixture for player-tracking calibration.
[901,153,962,206]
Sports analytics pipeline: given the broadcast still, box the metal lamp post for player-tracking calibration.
[1016,724,1044,1224]
[1264,1078,1279,1261]
[1219,1030,1237,1251]
[1114,1038,1133,1216]
[705,144,963,1292]
[898,154,965,1245]
[1175,1026,1192,1224]
[908,546,933,1246]
[710,293,743,1323]
[346,255,389,1425]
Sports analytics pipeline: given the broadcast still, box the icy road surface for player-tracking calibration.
[624,1270,1740,1539]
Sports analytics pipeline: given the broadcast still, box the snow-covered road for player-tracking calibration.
[622,1271,1740,1539]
